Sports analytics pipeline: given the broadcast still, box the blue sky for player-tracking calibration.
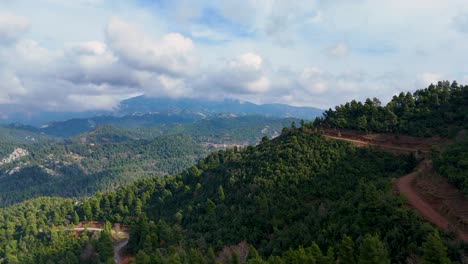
[0,0,467,114]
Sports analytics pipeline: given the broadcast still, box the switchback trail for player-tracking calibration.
[323,133,468,241]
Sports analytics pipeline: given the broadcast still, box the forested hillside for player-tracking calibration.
[69,116,296,145]
[0,126,52,144]
[1,84,466,263]
[0,116,294,207]
[0,134,206,207]
[315,81,467,137]
[1,127,461,263]
[10,112,299,139]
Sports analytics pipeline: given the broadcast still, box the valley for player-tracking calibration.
[0,82,465,263]
[0,116,295,207]
[1,2,467,263]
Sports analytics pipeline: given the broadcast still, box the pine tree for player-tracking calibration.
[422,231,451,264]
[218,185,225,202]
[358,234,390,264]
[72,211,79,225]
[97,222,114,263]
[207,246,220,264]
[82,200,92,221]
[246,245,265,264]
[338,235,355,264]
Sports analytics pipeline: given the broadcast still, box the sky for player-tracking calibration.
[0,0,468,114]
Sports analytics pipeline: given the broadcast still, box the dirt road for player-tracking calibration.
[324,133,468,241]
[323,134,425,153]
[114,237,129,264]
[67,227,130,264]
[394,161,468,241]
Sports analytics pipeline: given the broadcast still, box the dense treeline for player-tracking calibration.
[434,141,468,194]
[314,81,468,137]
[0,134,206,207]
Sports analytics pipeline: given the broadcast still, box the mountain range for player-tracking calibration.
[0,96,323,126]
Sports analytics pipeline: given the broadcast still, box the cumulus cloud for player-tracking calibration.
[0,16,203,113]
[106,17,198,77]
[202,52,271,95]
[0,0,467,115]
[0,71,27,104]
[59,41,133,87]
[0,13,30,44]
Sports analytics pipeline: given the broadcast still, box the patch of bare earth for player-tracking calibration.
[320,128,452,153]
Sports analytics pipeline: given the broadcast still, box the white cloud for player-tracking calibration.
[0,1,467,115]
[299,67,328,94]
[106,17,198,77]
[202,52,271,95]
[0,71,27,104]
[66,93,119,111]
[0,13,30,43]
[416,72,443,88]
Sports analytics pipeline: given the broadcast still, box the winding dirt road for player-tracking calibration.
[324,133,468,241]
[394,161,468,241]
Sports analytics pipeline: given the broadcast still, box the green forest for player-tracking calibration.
[433,141,468,194]
[0,116,293,207]
[0,128,464,263]
[0,134,206,207]
[0,83,467,263]
[314,81,467,137]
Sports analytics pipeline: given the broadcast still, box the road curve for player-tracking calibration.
[395,161,468,241]
[114,238,129,264]
[324,133,468,241]
[65,227,130,264]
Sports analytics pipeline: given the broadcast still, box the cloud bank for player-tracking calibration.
[0,0,467,115]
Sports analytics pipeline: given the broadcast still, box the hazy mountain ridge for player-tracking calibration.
[119,96,323,120]
[0,96,323,126]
